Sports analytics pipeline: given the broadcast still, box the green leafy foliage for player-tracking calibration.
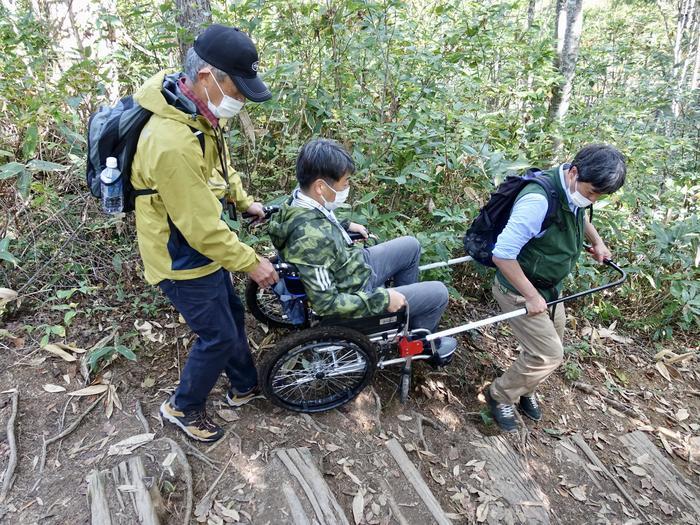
[0,0,697,337]
[563,362,582,382]
[88,333,138,373]
[87,344,137,372]
[0,237,18,267]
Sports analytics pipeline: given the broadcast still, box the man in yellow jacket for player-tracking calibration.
[131,24,278,442]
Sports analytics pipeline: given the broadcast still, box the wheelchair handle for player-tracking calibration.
[426,259,627,341]
[348,231,379,243]
[348,231,365,242]
[272,261,299,277]
[242,205,280,221]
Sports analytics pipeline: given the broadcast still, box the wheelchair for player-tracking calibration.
[246,257,449,413]
[243,207,628,415]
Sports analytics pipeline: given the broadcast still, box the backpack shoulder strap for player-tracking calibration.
[188,126,206,155]
[528,173,562,232]
[133,188,157,196]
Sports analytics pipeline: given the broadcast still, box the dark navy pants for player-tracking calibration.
[159,269,257,412]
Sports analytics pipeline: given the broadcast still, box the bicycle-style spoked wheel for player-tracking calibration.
[245,278,298,329]
[261,326,377,413]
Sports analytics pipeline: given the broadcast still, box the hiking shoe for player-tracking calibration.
[160,397,224,443]
[225,386,263,408]
[518,395,542,421]
[427,336,458,367]
[485,389,518,433]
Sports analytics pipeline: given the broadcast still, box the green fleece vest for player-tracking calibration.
[496,167,585,302]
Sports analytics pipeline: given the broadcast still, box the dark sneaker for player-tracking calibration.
[160,397,224,443]
[427,336,458,367]
[225,386,263,408]
[485,389,518,433]
[518,395,542,421]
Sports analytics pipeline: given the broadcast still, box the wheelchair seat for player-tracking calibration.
[273,260,407,336]
[319,310,407,336]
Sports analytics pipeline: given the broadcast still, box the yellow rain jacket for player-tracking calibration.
[131,71,259,284]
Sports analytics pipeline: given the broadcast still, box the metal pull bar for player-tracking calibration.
[419,255,473,271]
[426,260,627,341]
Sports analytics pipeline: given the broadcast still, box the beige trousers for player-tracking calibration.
[490,278,566,405]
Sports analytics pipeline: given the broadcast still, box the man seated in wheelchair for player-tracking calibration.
[268,138,457,365]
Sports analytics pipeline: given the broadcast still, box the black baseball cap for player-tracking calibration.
[193,24,271,102]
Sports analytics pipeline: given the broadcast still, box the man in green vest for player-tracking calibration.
[485,144,626,432]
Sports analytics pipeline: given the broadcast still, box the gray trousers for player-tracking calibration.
[364,236,448,332]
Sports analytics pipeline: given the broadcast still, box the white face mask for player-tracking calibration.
[569,179,593,208]
[205,72,244,118]
[321,180,350,211]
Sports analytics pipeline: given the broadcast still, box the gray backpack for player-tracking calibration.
[86,95,204,212]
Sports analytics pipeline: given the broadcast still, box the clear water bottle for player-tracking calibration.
[100,157,123,214]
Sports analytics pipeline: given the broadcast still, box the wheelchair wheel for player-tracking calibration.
[245,278,297,329]
[261,326,377,413]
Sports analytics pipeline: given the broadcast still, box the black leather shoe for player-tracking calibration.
[518,395,542,421]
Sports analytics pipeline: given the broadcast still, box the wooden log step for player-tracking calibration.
[259,447,350,525]
[619,430,700,518]
[384,438,453,525]
[473,435,550,524]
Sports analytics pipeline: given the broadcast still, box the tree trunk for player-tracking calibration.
[175,0,212,64]
[671,0,698,116]
[520,0,537,116]
[691,22,700,88]
[547,0,584,155]
[680,10,700,86]
[672,0,694,77]
[527,0,537,30]
[551,0,567,76]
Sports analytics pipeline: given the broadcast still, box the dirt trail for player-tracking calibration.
[0,299,698,524]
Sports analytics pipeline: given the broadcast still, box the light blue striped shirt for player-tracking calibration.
[492,164,579,260]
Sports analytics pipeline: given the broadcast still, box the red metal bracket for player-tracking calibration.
[398,337,424,358]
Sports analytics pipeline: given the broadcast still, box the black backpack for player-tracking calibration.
[86,95,204,212]
[463,168,562,267]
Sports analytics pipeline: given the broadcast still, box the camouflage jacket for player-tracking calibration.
[268,197,389,318]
